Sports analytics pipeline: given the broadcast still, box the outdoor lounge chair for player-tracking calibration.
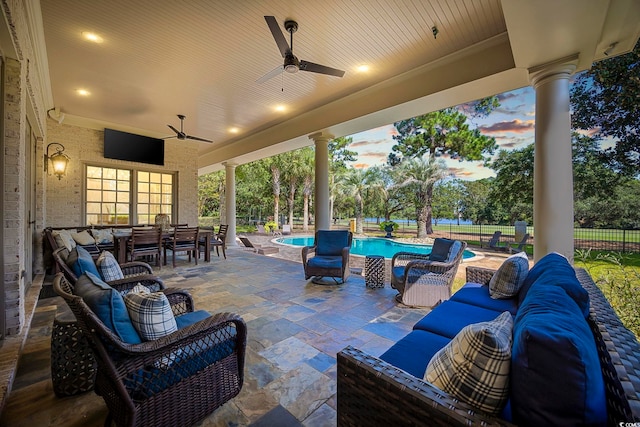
[282,224,292,235]
[52,273,246,427]
[390,238,467,307]
[302,230,353,284]
[509,233,530,254]
[239,236,279,255]
[486,230,509,252]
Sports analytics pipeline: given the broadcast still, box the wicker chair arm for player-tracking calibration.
[341,246,350,261]
[466,266,497,286]
[405,259,454,275]
[337,346,515,426]
[120,261,154,276]
[391,252,431,268]
[301,245,317,265]
[109,275,166,293]
[114,312,246,357]
[163,288,195,315]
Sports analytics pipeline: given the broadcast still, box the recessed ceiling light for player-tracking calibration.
[81,32,103,43]
[356,65,370,73]
[76,89,90,96]
[228,127,239,134]
[274,105,286,112]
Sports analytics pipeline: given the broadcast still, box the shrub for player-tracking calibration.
[576,249,640,339]
[264,220,278,233]
[379,220,399,231]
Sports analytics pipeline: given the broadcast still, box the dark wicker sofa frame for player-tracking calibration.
[337,266,640,426]
[44,225,145,273]
[53,273,247,427]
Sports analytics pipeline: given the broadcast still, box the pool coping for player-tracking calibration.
[271,235,482,262]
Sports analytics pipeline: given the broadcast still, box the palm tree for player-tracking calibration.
[339,168,385,234]
[394,155,449,237]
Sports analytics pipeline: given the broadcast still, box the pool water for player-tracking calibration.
[276,236,475,260]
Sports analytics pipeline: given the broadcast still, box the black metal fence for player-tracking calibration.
[360,220,640,254]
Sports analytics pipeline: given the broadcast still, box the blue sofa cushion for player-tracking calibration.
[316,230,350,256]
[429,238,454,262]
[519,252,590,318]
[125,336,237,400]
[175,310,211,329]
[511,285,606,426]
[307,255,343,269]
[75,272,142,344]
[72,245,101,278]
[380,329,451,378]
[450,283,518,315]
[413,300,505,339]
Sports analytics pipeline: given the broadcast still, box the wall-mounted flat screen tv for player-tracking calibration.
[104,128,165,166]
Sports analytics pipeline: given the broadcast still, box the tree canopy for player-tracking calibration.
[571,40,640,175]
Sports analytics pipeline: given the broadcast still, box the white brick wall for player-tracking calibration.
[45,122,199,228]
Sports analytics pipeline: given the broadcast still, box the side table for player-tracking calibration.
[365,255,385,288]
[51,314,97,397]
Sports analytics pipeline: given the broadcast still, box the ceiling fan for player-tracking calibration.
[164,114,212,143]
[257,16,346,84]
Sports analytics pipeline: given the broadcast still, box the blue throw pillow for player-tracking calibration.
[74,272,142,344]
[511,285,606,426]
[72,245,101,278]
[429,238,454,262]
[316,230,350,256]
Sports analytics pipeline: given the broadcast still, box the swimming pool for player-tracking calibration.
[275,236,476,260]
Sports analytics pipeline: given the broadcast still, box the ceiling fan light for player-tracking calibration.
[284,64,298,73]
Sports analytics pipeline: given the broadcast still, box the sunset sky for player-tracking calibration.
[346,86,537,180]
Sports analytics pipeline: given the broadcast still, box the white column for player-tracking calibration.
[223,162,238,246]
[309,131,333,231]
[529,55,578,263]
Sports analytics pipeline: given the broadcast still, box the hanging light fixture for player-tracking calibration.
[45,142,70,179]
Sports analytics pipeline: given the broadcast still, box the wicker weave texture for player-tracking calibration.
[51,318,97,397]
[365,256,385,288]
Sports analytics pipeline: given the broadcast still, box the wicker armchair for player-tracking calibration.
[53,273,247,427]
[302,230,353,284]
[390,238,467,307]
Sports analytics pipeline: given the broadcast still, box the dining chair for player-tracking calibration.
[199,224,228,259]
[127,227,163,268]
[164,226,200,267]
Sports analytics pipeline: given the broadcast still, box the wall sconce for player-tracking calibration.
[45,142,70,180]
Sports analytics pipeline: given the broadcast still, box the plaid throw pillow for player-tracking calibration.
[489,252,529,299]
[425,311,513,415]
[96,251,124,282]
[124,284,177,341]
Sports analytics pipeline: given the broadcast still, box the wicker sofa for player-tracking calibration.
[43,225,145,272]
[338,253,640,426]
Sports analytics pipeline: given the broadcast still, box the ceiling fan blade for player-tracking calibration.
[256,64,284,83]
[299,60,345,78]
[167,124,180,134]
[264,16,290,58]
[186,135,213,143]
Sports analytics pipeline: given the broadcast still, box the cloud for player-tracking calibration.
[480,119,535,135]
[350,138,388,148]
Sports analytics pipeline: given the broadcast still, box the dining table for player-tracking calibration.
[112,228,213,265]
